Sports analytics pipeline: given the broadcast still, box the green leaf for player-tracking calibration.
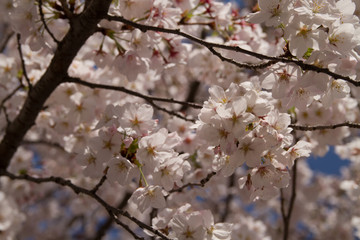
[303,48,313,59]
[19,169,27,175]
[128,138,139,154]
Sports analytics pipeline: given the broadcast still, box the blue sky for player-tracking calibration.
[307,147,350,176]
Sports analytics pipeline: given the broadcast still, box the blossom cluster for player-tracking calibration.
[196,82,312,200]
[0,0,360,239]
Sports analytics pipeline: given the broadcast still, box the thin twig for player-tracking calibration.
[21,139,66,152]
[147,100,196,122]
[0,30,14,53]
[280,189,286,228]
[66,77,200,122]
[85,0,93,10]
[180,81,200,112]
[208,46,278,70]
[0,170,171,240]
[0,85,23,108]
[168,171,216,194]
[59,0,73,19]
[0,85,23,130]
[92,192,132,240]
[106,15,360,86]
[220,173,235,222]
[38,0,60,44]
[1,106,11,126]
[280,160,298,240]
[90,175,107,194]
[107,210,144,240]
[66,77,202,109]
[289,121,360,131]
[16,34,32,90]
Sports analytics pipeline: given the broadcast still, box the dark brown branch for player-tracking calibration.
[66,77,202,109]
[280,189,286,230]
[38,0,60,44]
[0,81,21,128]
[0,0,113,170]
[289,121,360,131]
[92,192,132,240]
[1,106,10,126]
[0,29,14,53]
[66,77,200,122]
[85,0,93,10]
[90,175,107,194]
[168,171,216,194]
[16,34,32,90]
[0,85,23,109]
[180,81,200,112]
[107,15,359,86]
[107,211,144,240]
[208,46,277,70]
[21,139,66,152]
[220,173,235,222]
[0,170,171,240]
[287,161,298,225]
[59,0,74,19]
[280,160,298,240]
[148,100,196,122]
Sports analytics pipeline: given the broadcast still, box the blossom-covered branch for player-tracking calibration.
[66,77,200,121]
[106,15,359,86]
[66,77,202,109]
[0,170,171,240]
[2,0,360,239]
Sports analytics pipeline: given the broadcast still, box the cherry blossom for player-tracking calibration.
[129,185,166,213]
[1,0,360,239]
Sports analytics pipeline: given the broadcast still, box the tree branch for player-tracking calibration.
[180,80,200,112]
[289,121,360,131]
[148,101,196,122]
[168,171,216,194]
[207,46,277,70]
[280,160,298,240]
[220,173,235,222]
[106,210,144,240]
[90,175,107,194]
[280,189,286,231]
[59,0,74,19]
[0,0,113,170]
[38,0,60,44]
[0,85,23,130]
[21,139,66,152]
[92,192,132,240]
[0,28,14,53]
[16,34,32,90]
[0,85,23,109]
[66,77,202,109]
[0,170,171,240]
[66,77,200,122]
[1,106,11,127]
[106,15,359,86]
